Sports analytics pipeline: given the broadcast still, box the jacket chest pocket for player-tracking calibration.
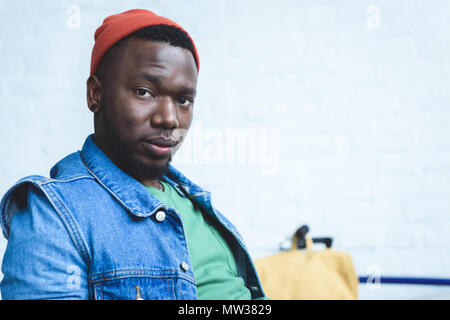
[88,270,196,300]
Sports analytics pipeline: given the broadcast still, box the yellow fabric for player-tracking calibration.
[255,234,359,300]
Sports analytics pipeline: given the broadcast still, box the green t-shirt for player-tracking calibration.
[144,180,252,300]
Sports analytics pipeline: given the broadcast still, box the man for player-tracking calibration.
[0,9,266,300]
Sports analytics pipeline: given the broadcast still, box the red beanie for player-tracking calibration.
[90,9,199,76]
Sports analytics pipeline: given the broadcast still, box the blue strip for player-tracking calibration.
[359,276,450,286]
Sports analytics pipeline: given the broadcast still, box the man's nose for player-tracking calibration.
[151,96,179,129]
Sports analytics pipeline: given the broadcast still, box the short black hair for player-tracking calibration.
[95,24,197,81]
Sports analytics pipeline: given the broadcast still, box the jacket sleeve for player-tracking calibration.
[0,185,89,300]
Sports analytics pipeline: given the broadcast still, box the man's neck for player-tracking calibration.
[141,178,163,190]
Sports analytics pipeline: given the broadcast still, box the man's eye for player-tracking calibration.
[135,88,152,97]
[178,97,193,107]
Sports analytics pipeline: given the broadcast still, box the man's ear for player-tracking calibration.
[86,75,103,113]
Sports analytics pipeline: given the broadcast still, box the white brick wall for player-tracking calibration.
[1,0,449,299]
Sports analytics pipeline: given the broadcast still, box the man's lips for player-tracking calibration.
[142,137,179,157]
[143,137,179,147]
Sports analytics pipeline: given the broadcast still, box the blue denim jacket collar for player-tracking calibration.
[80,134,211,219]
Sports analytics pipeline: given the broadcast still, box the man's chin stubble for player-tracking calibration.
[104,136,173,182]
[125,155,172,182]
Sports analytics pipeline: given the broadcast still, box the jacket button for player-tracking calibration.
[181,261,189,271]
[155,210,166,222]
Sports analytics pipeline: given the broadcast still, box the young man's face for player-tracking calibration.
[91,38,198,181]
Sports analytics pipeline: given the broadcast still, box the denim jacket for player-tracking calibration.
[0,135,265,300]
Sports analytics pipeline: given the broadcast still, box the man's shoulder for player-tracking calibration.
[49,151,93,181]
[0,151,96,237]
[2,150,94,203]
